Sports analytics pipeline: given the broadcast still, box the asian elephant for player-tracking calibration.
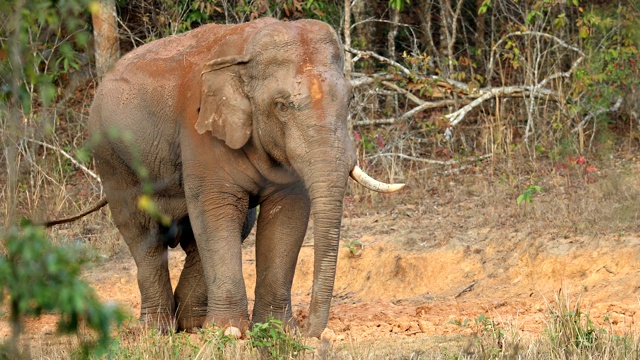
[87,17,403,337]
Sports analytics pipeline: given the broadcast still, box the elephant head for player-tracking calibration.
[194,19,403,337]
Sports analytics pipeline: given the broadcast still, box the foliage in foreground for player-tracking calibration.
[98,317,311,360]
[247,317,313,359]
[0,221,124,358]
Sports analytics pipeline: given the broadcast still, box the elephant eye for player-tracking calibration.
[275,100,295,113]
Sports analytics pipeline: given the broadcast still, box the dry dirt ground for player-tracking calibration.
[2,158,640,356]
[84,218,640,342]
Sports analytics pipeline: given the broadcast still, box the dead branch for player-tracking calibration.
[349,72,395,88]
[353,98,463,127]
[445,85,558,127]
[26,138,101,182]
[343,0,352,79]
[345,46,412,77]
[353,117,396,126]
[381,81,425,105]
[367,153,492,165]
[486,30,585,81]
[455,280,477,298]
[572,96,623,133]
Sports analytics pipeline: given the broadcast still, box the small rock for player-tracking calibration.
[224,326,242,339]
[418,320,432,332]
[320,328,337,342]
[408,322,420,333]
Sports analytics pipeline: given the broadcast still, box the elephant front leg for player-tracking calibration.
[252,185,310,330]
[186,195,251,332]
[174,209,256,331]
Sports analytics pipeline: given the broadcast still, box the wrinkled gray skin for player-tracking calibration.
[89,18,355,337]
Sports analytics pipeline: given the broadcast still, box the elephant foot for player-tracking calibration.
[140,311,176,334]
[204,313,250,335]
[176,313,207,332]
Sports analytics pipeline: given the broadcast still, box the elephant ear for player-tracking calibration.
[196,56,252,150]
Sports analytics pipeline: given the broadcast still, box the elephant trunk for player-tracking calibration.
[296,144,351,338]
[294,132,404,337]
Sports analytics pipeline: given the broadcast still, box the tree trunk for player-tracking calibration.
[344,0,352,80]
[418,0,440,69]
[386,7,400,115]
[387,7,400,61]
[92,0,120,79]
[476,0,485,51]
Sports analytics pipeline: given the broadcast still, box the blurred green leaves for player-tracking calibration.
[0,220,124,357]
[0,0,93,113]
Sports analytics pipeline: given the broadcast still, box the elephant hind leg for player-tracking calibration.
[117,216,176,332]
[174,220,207,331]
[120,215,176,331]
[96,162,177,331]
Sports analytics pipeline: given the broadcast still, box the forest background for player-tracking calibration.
[2,0,639,224]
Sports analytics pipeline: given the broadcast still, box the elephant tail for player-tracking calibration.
[39,196,109,227]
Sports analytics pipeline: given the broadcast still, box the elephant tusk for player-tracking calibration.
[350,165,405,193]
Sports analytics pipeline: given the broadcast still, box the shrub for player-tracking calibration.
[0,221,124,358]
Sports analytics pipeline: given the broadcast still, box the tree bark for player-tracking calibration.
[92,0,120,79]
[344,0,352,80]
[386,6,400,115]
[387,7,400,61]
[418,0,440,69]
[476,0,485,50]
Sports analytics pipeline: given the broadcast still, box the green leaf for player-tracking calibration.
[478,0,492,15]
[579,26,590,38]
[389,0,410,11]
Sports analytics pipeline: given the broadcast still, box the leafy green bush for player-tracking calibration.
[573,3,640,123]
[0,221,124,358]
[247,317,313,359]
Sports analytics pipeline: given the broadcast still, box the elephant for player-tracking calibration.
[84,17,404,337]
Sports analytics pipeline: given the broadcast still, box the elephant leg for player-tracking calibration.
[96,157,176,331]
[174,224,207,331]
[110,199,175,331]
[174,208,256,331]
[129,230,175,331]
[183,197,251,331]
[252,185,310,330]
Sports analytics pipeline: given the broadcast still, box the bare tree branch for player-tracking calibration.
[486,30,585,81]
[346,47,412,77]
[381,81,425,105]
[367,153,492,165]
[349,73,396,88]
[354,98,464,126]
[572,96,623,133]
[445,85,558,126]
[26,138,101,183]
